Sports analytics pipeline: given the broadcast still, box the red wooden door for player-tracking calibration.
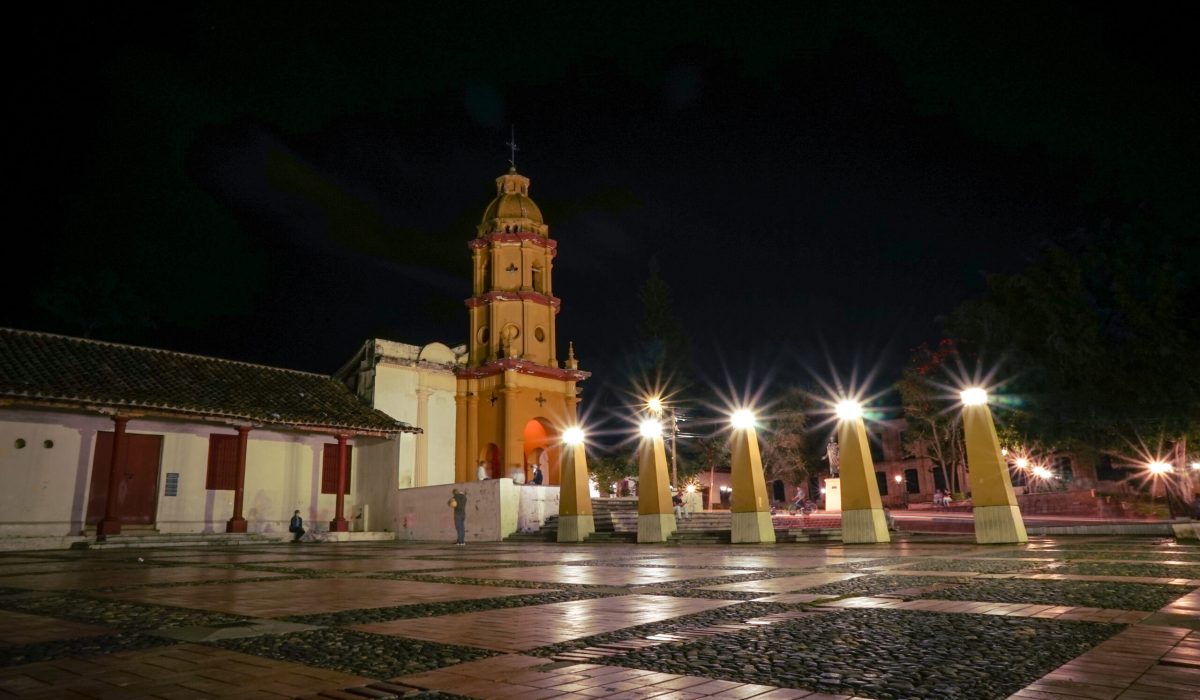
[87,432,163,525]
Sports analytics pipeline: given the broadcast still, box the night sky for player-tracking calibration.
[8,3,1196,416]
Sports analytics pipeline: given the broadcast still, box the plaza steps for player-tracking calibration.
[73,531,276,550]
[506,498,845,544]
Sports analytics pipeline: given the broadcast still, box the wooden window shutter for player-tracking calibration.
[321,443,353,494]
[206,434,238,490]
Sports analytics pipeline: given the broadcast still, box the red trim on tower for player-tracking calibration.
[468,233,558,250]
[464,291,561,310]
[455,358,590,382]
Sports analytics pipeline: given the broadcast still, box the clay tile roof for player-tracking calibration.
[0,328,415,434]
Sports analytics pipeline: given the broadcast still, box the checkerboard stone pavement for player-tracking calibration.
[0,535,1194,699]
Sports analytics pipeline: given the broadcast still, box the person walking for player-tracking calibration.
[449,488,467,545]
[289,510,305,543]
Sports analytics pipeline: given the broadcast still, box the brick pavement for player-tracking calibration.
[0,535,1196,700]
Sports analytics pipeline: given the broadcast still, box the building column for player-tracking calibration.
[729,422,776,544]
[454,392,468,483]
[96,415,129,540]
[467,392,479,476]
[502,380,520,478]
[329,434,350,532]
[226,426,251,533]
[415,387,430,487]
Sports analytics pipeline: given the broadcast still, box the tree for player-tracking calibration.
[759,387,814,491]
[634,258,695,393]
[589,452,637,497]
[896,340,968,495]
[949,212,1200,491]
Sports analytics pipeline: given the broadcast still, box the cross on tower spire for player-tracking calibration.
[506,126,519,170]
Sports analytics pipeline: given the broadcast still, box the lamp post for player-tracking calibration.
[835,399,890,543]
[636,417,676,542]
[728,408,775,543]
[960,387,1028,544]
[557,427,595,542]
[894,473,906,509]
[647,397,681,489]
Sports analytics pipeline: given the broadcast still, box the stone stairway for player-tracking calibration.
[505,498,844,544]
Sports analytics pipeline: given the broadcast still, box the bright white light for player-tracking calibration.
[730,409,756,429]
[1015,457,1029,469]
[1032,466,1053,479]
[1148,461,1173,474]
[646,397,663,413]
[639,419,663,439]
[894,474,903,483]
[835,400,862,420]
[960,387,988,406]
[686,484,696,493]
[1000,447,1008,456]
[562,427,585,445]
[1191,461,1200,471]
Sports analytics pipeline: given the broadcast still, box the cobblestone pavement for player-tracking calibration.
[0,534,1196,699]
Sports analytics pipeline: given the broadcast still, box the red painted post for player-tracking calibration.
[226,427,251,533]
[97,416,129,540]
[330,434,350,532]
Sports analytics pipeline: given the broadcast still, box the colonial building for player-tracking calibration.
[0,328,416,546]
[453,167,589,485]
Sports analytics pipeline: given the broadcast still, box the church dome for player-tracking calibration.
[479,168,548,236]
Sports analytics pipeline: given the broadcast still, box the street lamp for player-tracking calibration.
[1148,461,1173,474]
[646,396,683,490]
[894,473,906,509]
[1015,457,1029,469]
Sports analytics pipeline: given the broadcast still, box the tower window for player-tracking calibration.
[531,265,543,293]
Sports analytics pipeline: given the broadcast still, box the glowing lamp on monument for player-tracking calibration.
[639,420,663,439]
[730,409,756,429]
[562,427,585,446]
[646,396,664,414]
[835,400,863,421]
[960,387,988,406]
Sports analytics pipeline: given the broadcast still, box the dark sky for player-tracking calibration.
[7,2,1196,414]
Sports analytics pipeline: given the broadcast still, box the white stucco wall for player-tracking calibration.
[0,414,92,536]
[392,478,524,542]
[517,485,560,532]
[371,361,457,488]
[0,407,398,539]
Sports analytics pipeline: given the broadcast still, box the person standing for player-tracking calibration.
[531,464,544,485]
[449,488,467,545]
[476,461,489,480]
[289,510,305,543]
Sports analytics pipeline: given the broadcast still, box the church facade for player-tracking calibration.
[453,167,589,486]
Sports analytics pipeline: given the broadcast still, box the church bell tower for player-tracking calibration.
[454,165,589,484]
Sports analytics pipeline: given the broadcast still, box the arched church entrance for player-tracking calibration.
[522,418,560,485]
[479,443,501,479]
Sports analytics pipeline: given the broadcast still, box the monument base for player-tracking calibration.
[842,508,890,544]
[974,504,1028,544]
[730,511,776,544]
[638,513,677,543]
[823,478,841,513]
[557,514,596,543]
